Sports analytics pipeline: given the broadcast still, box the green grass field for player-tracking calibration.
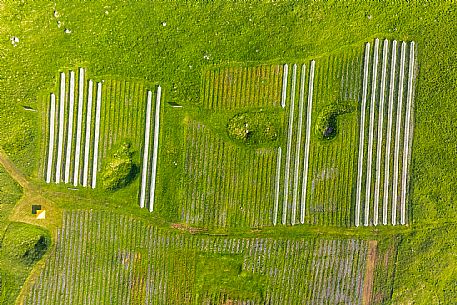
[1,1,457,304]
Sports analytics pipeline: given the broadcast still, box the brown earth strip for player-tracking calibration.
[363,240,378,305]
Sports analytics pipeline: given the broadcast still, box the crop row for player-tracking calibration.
[201,64,283,109]
[182,120,277,228]
[44,69,102,188]
[355,39,416,226]
[303,51,360,227]
[274,61,315,226]
[99,79,148,160]
[22,210,381,304]
[139,87,162,212]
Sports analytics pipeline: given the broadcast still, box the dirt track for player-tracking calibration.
[363,240,378,305]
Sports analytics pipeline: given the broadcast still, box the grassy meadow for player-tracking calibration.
[0,0,457,304]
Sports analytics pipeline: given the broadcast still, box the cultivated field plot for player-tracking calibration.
[40,69,162,201]
[182,120,277,228]
[41,69,103,188]
[20,210,396,305]
[355,39,416,227]
[186,38,416,228]
[201,64,284,109]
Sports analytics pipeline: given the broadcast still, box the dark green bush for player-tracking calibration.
[227,110,279,146]
[2,223,50,266]
[315,102,356,140]
[100,142,136,191]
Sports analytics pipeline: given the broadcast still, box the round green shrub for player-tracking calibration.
[2,223,50,266]
[100,142,136,191]
[227,110,279,145]
[315,102,356,140]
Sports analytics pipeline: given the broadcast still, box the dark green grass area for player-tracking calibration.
[0,167,51,305]
[0,1,456,303]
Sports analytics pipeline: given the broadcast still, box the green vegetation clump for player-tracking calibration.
[1,223,50,266]
[227,110,279,145]
[100,142,136,191]
[196,253,266,302]
[315,102,356,140]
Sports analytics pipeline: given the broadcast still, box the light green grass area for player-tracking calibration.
[0,1,457,304]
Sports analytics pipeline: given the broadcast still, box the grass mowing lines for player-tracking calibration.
[282,63,297,225]
[373,39,389,226]
[55,72,66,184]
[401,41,416,225]
[46,93,56,184]
[364,38,380,226]
[300,60,315,225]
[73,68,85,186]
[64,71,76,184]
[91,82,102,189]
[355,42,371,227]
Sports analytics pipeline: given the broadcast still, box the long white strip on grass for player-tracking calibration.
[55,72,66,183]
[148,86,162,212]
[282,64,297,225]
[400,41,415,225]
[281,64,289,108]
[64,71,76,184]
[91,82,102,189]
[300,60,315,224]
[355,43,371,227]
[383,40,397,225]
[291,64,306,225]
[364,38,379,226]
[392,42,406,225]
[373,39,389,226]
[46,93,56,183]
[73,68,85,186]
[82,80,93,187]
[273,147,282,226]
[139,91,153,209]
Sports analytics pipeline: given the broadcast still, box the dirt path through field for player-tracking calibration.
[363,240,378,305]
[0,149,35,192]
